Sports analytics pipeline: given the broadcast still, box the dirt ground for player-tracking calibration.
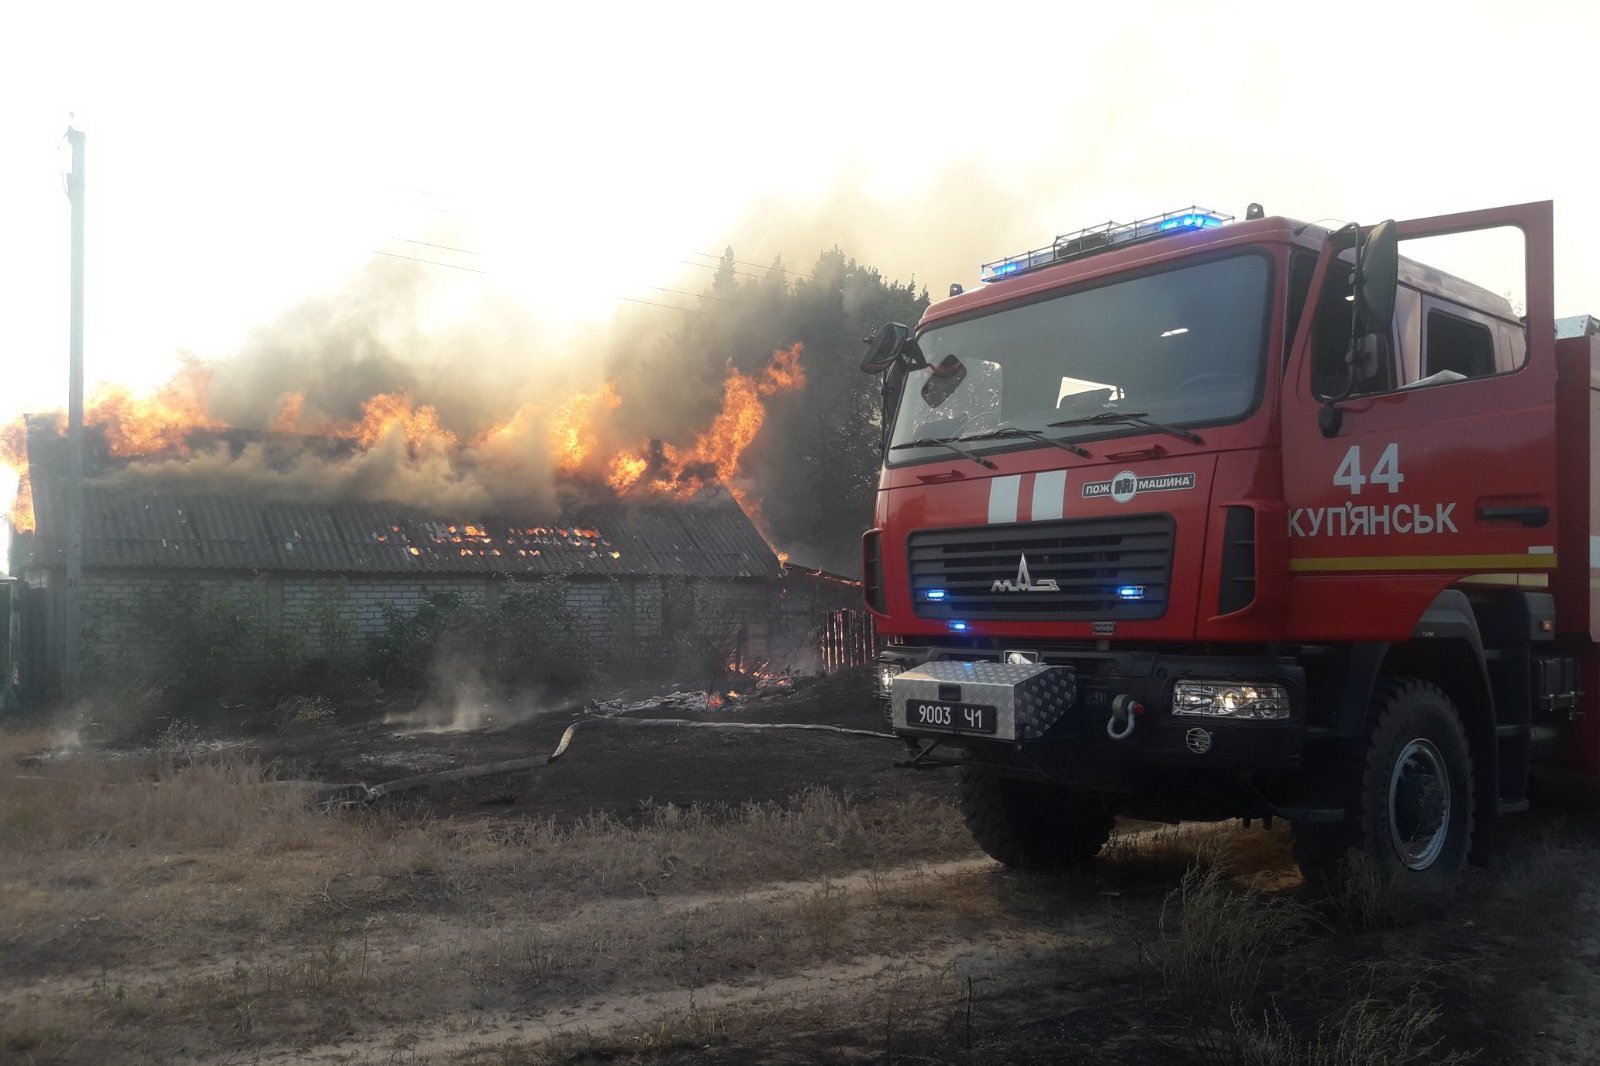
[5,670,1600,1065]
[251,670,927,822]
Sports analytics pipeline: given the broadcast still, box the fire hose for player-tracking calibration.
[312,716,900,807]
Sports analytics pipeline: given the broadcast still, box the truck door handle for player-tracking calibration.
[1476,505,1549,527]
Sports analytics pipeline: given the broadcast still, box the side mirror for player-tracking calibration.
[1357,220,1398,334]
[860,323,910,373]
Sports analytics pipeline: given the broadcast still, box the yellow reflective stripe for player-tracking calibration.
[1290,553,1559,573]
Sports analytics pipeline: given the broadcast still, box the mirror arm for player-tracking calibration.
[1317,224,1364,436]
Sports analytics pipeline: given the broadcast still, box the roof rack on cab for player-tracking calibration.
[979,206,1233,283]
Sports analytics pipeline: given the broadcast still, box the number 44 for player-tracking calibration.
[1333,443,1405,495]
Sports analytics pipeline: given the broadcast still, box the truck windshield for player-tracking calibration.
[888,253,1271,463]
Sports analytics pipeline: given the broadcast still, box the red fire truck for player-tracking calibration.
[861,201,1599,888]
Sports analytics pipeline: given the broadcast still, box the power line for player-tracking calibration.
[615,295,720,316]
[688,250,814,280]
[386,237,480,256]
[373,250,486,274]
[636,284,765,309]
[678,259,791,283]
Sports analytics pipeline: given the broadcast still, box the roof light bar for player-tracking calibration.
[980,206,1234,284]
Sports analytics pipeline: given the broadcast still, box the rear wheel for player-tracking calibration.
[959,763,1115,870]
[1294,678,1474,892]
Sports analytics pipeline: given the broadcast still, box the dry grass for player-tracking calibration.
[4,724,1592,1066]
[1228,970,1473,1066]
[0,726,978,1064]
[506,1000,729,1066]
[1156,860,1313,1011]
[486,785,967,899]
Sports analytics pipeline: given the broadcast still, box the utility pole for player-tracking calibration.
[63,127,85,696]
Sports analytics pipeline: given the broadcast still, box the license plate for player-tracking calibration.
[903,700,998,735]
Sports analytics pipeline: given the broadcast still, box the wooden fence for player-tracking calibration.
[820,608,879,674]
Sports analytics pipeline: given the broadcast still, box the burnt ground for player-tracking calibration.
[247,669,927,821]
[6,671,1600,1065]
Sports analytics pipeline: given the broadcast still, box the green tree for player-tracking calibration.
[610,248,927,574]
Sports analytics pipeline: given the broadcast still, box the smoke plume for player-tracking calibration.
[7,198,940,570]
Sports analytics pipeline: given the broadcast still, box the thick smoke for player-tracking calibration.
[46,187,955,568]
[95,259,635,516]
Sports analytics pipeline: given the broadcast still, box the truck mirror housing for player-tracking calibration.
[861,323,911,373]
[1357,220,1399,334]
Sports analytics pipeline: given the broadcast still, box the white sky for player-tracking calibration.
[2,0,1598,498]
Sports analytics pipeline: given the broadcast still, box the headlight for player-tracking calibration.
[875,661,906,699]
[1171,680,1290,720]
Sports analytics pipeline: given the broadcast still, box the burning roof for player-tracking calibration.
[14,484,778,579]
[2,344,808,541]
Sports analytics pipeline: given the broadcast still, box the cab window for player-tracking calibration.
[1284,250,1318,364]
[1424,309,1496,380]
[1305,263,1522,397]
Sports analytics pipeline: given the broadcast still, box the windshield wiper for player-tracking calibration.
[890,436,999,469]
[958,426,1092,458]
[1047,410,1203,445]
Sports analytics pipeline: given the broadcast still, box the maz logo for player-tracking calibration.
[991,554,1059,593]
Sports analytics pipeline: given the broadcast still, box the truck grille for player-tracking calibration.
[908,514,1175,621]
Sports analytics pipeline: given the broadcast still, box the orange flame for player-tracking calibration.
[2,359,227,532]
[88,357,224,457]
[1,342,806,551]
[475,402,542,451]
[9,477,34,533]
[551,382,621,473]
[269,389,460,454]
[270,392,307,433]
[355,393,457,451]
[602,344,807,511]
[5,355,231,528]
[607,452,649,493]
[2,416,31,531]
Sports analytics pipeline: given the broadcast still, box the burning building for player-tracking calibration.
[9,446,802,700]
[0,339,875,703]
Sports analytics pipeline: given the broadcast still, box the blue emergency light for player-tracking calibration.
[980,206,1234,284]
[1117,585,1146,601]
[925,589,948,601]
[1159,213,1226,232]
[948,621,970,632]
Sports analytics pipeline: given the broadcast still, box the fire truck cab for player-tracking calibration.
[863,201,1597,888]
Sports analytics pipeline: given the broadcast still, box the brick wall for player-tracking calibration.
[62,569,780,685]
[81,573,269,671]
[280,576,488,657]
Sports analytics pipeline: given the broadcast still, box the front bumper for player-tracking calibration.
[880,645,1305,772]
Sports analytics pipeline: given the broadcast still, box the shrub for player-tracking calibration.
[370,577,596,698]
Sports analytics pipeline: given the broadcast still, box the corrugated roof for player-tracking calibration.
[20,484,779,579]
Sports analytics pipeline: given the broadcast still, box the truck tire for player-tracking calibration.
[959,763,1114,870]
[1294,678,1475,893]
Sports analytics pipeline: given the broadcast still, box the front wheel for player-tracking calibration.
[958,763,1115,870]
[1294,678,1475,892]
